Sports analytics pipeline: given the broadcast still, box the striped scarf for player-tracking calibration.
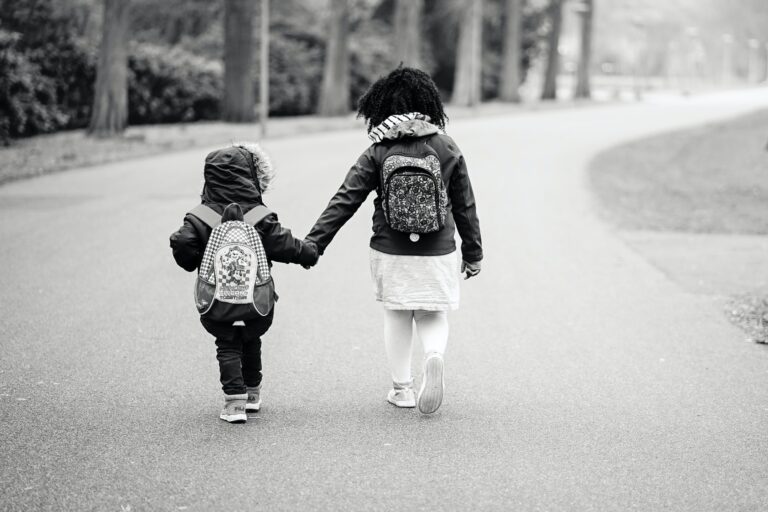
[368,112,429,143]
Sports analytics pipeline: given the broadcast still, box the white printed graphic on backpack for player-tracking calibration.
[214,244,257,303]
[195,218,272,317]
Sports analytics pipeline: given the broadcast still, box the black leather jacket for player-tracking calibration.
[307,127,483,263]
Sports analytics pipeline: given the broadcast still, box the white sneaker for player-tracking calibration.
[387,384,416,408]
[219,393,248,423]
[418,353,444,414]
[246,385,261,412]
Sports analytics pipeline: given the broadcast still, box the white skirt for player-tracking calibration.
[369,248,460,311]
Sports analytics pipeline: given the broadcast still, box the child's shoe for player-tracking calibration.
[387,380,416,408]
[417,352,445,414]
[246,385,262,412]
[219,393,248,423]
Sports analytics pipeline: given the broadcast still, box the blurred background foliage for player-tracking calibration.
[0,0,766,144]
[0,0,547,143]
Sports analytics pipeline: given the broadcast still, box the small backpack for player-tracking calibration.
[188,203,275,323]
[380,140,448,240]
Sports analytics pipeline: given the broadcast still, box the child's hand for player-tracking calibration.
[461,260,481,280]
[302,239,319,269]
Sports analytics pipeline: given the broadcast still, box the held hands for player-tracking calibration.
[302,239,319,270]
[461,260,481,280]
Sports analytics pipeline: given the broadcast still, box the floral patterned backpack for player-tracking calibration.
[380,140,448,242]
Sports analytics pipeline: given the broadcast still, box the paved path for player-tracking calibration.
[2,89,768,511]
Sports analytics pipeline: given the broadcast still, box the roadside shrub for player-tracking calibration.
[181,8,328,117]
[48,38,96,130]
[128,44,222,124]
[262,29,324,116]
[0,0,94,141]
[349,20,393,110]
[0,30,70,144]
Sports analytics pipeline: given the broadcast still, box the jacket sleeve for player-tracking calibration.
[169,217,204,272]
[305,148,378,254]
[258,213,319,266]
[448,151,483,263]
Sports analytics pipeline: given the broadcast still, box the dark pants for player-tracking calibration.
[201,309,274,395]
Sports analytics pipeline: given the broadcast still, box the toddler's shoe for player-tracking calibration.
[220,393,248,423]
[246,385,262,412]
[417,352,445,414]
[387,380,416,408]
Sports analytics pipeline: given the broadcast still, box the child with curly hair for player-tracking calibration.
[306,67,482,414]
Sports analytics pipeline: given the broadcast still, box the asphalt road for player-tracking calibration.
[2,89,768,511]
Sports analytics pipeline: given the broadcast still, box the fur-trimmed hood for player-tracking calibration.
[200,142,274,207]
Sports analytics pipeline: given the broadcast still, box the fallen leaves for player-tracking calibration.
[726,294,768,344]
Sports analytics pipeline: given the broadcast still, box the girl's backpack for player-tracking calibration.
[380,140,448,240]
[189,203,275,322]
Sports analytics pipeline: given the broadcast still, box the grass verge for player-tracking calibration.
[590,108,768,343]
[0,115,362,186]
[590,108,768,235]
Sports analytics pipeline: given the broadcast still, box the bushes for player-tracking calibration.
[1,0,549,145]
[349,19,394,110]
[0,0,225,143]
[0,0,93,143]
[0,32,57,143]
[128,44,222,124]
[178,3,329,118]
[0,37,224,143]
[261,28,324,116]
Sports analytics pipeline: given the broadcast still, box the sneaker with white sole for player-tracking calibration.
[220,393,248,423]
[418,353,444,414]
[246,385,261,412]
[387,380,416,408]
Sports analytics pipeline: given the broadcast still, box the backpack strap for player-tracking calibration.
[243,205,272,226]
[189,204,272,228]
[188,204,221,228]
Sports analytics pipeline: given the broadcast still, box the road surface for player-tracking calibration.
[2,89,768,511]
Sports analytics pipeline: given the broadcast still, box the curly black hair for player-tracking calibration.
[357,66,448,133]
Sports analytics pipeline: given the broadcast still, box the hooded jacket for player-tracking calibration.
[306,120,483,262]
[170,145,317,272]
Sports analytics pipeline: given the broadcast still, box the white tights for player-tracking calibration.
[383,309,448,385]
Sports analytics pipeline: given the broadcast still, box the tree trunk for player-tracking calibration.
[223,0,256,122]
[573,0,593,99]
[499,0,523,102]
[259,0,270,137]
[394,0,422,68]
[540,0,563,101]
[88,0,130,137]
[319,0,350,117]
[452,0,483,107]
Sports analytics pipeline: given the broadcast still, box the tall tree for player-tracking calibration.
[452,0,483,106]
[319,0,350,116]
[574,0,594,99]
[259,0,270,136]
[540,0,563,100]
[88,0,130,137]
[394,0,423,67]
[223,0,256,122]
[499,0,523,102]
